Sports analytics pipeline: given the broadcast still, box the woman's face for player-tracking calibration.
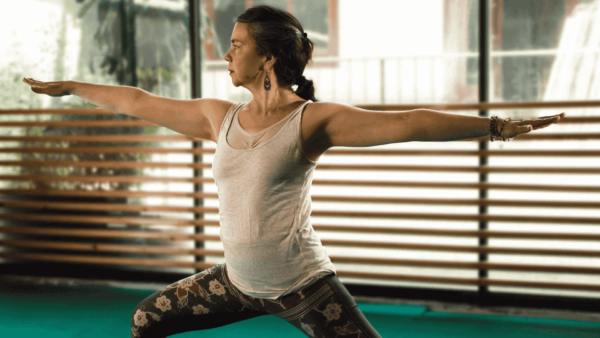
[224,23,268,88]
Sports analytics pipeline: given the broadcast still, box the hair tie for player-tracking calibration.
[302,32,307,38]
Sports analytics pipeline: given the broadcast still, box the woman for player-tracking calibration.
[23,5,563,338]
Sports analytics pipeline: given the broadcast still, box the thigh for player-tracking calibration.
[131,263,267,338]
[271,274,382,338]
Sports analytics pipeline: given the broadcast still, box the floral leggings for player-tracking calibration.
[131,262,382,338]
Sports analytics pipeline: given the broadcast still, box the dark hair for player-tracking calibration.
[236,5,318,102]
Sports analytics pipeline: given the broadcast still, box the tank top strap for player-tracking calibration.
[221,102,247,137]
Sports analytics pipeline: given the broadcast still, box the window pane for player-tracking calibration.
[491,0,600,103]
[254,0,287,8]
[1,0,196,275]
[213,0,247,60]
[294,0,329,55]
[202,0,479,105]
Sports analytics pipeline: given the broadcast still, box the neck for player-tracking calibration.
[247,86,302,117]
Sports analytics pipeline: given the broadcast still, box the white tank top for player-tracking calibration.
[212,100,336,300]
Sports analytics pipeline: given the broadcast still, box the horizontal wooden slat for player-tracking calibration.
[1,198,597,215]
[0,226,205,240]
[357,101,600,111]
[321,225,600,240]
[0,161,597,175]
[0,188,211,198]
[330,257,600,275]
[0,160,204,169]
[0,147,211,155]
[0,135,197,142]
[1,176,598,193]
[0,239,223,255]
[2,248,600,278]
[0,252,599,291]
[2,101,600,114]
[0,200,202,212]
[0,208,598,226]
[1,222,599,241]
[0,108,125,115]
[3,147,600,158]
[2,238,599,258]
[312,149,600,157]
[338,271,600,292]
[311,212,600,225]
[0,174,199,183]
[1,160,598,176]
[0,120,156,128]
[0,251,205,268]
[1,185,598,202]
[310,180,600,192]
[0,214,191,226]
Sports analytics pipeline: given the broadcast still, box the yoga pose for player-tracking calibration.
[23,5,563,338]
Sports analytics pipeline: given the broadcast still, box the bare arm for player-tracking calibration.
[411,109,563,142]
[23,78,226,141]
[411,109,497,142]
[71,81,228,141]
[317,103,564,148]
[69,81,143,116]
[22,78,143,116]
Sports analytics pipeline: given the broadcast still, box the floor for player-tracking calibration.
[1,274,599,338]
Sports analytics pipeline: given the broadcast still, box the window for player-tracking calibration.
[201,0,338,66]
[491,0,597,103]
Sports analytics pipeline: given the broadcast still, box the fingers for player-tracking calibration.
[23,78,46,94]
[23,78,44,85]
[23,78,42,93]
[539,113,565,120]
[526,115,562,131]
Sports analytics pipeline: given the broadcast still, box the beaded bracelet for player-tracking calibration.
[489,116,510,142]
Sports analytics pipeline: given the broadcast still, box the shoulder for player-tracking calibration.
[306,101,354,114]
[199,99,236,119]
[196,99,237,143]
[304,101,357,123]
[301,101,345,139]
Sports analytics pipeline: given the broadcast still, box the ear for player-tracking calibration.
[265,54,277,72]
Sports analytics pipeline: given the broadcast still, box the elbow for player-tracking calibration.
[404,109,432,142]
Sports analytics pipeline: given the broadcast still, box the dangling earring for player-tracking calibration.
[264,70,271,93]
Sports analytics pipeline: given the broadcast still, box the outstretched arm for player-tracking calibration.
[412,109,564,142]
[318,103,565,148]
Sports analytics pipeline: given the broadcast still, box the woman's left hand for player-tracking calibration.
[499,112,565,141]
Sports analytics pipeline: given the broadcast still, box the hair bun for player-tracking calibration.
[297,75,307,85]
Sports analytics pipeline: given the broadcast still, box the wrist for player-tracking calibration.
[65,81,79,95]
[489,116,505,142]
[496,119,505,135]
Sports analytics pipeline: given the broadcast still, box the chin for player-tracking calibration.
[230,78,241,87]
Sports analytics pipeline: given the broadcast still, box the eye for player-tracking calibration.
[233,45,239,49]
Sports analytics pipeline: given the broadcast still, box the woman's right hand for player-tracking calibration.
[22,78,73,97]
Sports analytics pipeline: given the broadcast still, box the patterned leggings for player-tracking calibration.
[131,262,382,338]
